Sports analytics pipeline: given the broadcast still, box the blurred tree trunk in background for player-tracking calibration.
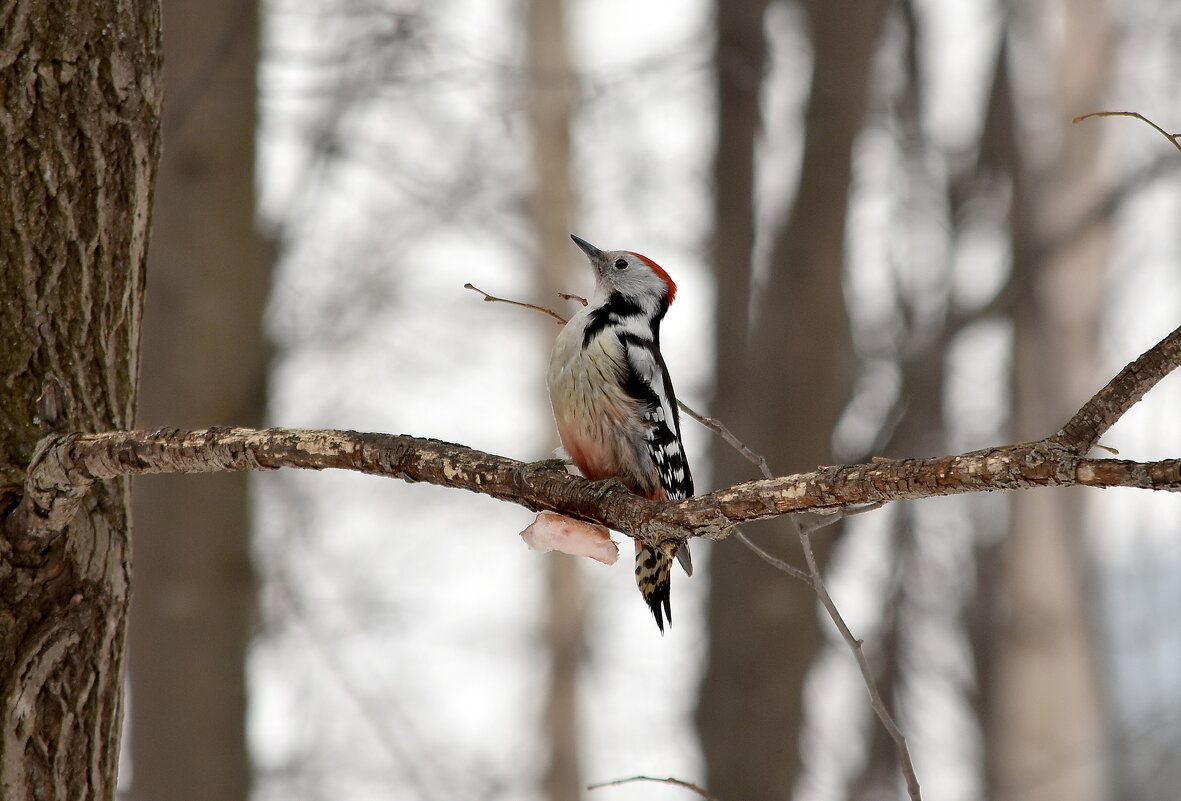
[527,0,583,798]
[129,0,269,798]
[985,3,1114,799]
[696,0,773,790]
[697,2,889,798]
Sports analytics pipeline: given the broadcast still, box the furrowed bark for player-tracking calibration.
[0,0,162,797]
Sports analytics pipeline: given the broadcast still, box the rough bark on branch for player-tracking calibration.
[5,324,1181,556]
[3,327,1180,566]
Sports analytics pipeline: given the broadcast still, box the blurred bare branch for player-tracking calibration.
[1073,111,1181,154]
[588,774,722,801]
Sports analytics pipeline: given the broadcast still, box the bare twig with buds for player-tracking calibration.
[1074,110,1181,153]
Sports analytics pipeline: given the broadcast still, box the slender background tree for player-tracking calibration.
[527,0,583,797]
[128,0,269,799]
[698,3,889,797]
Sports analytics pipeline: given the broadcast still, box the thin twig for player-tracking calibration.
[558,292,587,306]
[463,283,569,325]
[795,521,923,801]
[588,775,723,801]
[796,502,886,536]
[734,531,809,582]
[1073,110,1181,153]
[677,406,774,479]
[736,502,918,801]
[734,508,921,797]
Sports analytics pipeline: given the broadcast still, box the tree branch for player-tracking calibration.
[4,427,618,552]
[7,324,1181,559]
[588,774,722,801]
[6,424,1181,555]
[1053,322,1181,452]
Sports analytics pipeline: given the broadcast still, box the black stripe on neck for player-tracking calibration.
[581,292,666,349]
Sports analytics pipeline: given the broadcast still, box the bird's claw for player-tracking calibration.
[591,476,629,500]
[513,457,572,491]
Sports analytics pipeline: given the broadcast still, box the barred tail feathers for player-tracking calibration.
[635,540,677,633]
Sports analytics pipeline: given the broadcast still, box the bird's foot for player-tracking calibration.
[513,457,572,491]
[590,476,630,500]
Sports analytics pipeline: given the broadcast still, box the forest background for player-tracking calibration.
[4,0,1181,800]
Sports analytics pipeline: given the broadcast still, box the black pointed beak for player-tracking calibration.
[570,234,603,261]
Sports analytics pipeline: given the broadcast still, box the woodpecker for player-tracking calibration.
[547,234,693,632]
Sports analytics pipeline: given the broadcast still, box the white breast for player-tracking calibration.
[546,311,658,493]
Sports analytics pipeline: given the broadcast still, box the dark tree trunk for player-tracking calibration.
[128,0,266,798]
[698,1,889,798]
[0,1,162,798]
[696,0,774,790]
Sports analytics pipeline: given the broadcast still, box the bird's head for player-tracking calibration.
[570,234,677,307]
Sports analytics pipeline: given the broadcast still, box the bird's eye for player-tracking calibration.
[614,258,628,270]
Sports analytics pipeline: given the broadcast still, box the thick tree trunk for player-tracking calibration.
[128,0,266,798]
[0,1,162,799]
[698,2,889,798]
